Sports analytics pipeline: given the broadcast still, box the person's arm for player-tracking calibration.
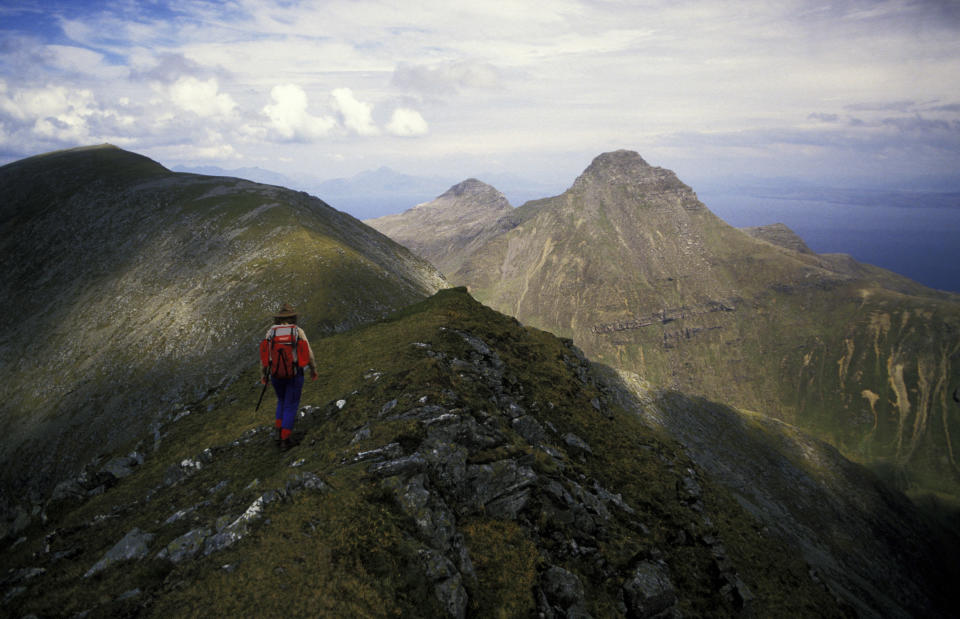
[298,327,319,379]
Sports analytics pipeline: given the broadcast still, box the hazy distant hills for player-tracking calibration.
[369,150,960,500]
[176,163,562,220]
[0,145,445,517]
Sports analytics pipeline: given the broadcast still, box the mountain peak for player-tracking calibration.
[442,178,500,198]
[570,150,694,197]
[577,149,650,181]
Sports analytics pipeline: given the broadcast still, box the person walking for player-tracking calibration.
[259,303,318,450]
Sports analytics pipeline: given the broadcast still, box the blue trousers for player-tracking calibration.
[272,372,305,431]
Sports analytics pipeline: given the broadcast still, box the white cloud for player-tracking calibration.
[0,83,99,144]
[1,0,959,188]
[168,76,237,118]
[386,108,429,137]
[263,84,336,141]
[392,60,501,95]
[331,88,379,136]
[44,45,128,79]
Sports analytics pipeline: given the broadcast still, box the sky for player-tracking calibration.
[1,0,959,193]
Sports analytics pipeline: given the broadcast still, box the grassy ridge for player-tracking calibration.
[2,288,846,617]
[0,145,444,528]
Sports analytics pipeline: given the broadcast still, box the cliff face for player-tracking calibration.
[3,288,955,617]
[0,145,446,518]
[380,151,960,499]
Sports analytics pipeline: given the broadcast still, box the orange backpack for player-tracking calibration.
[260,325,309,379]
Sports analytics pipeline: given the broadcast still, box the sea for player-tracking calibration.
[698,192,960,294]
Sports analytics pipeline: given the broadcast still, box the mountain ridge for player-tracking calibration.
[373,150,960,500]
[0,145,446,524]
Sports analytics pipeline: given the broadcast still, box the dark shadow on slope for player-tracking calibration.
[595,364,960,619]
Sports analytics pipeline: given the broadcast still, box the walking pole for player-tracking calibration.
[255,378,269,412]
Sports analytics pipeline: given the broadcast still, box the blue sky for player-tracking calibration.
[1,0,959,191]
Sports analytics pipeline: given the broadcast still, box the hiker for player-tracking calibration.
[259,303,318,450]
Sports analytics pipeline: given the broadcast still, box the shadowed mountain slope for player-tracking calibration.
[2,288,956,617]
[379,151,960,500]
[0,145,446,528]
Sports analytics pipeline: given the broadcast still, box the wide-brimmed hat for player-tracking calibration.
[273,303,298,320]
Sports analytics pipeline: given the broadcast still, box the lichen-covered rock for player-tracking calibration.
[158,527,211,563]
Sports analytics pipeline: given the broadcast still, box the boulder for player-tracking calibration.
[84,528,154,578]
[622,561,676,618]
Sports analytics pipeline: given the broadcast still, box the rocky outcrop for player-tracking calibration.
[740,223,814,254]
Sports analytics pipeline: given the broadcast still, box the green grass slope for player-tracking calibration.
[0,145,446,532]
[3,288,956,617]
[445,151,960,500]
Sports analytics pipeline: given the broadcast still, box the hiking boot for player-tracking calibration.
[275,428,282,444]
[280,437,292,451]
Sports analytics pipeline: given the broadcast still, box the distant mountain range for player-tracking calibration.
[175,164,560,220]
[367,150,960,502]
[3,145,959,617]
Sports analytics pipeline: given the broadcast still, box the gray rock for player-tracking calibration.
[84,528,154,577]
[203,529,243,556]
[99,455,139,479]
[1,567,46,587]
[513,415,547,445]
[48,479,86,506]
[419,549,468,618]
[435,573,468,619]
[368,453,428,478]
[162,464,187,487]
[464,460,537,518]
[622,561,676,618]
[592,482,636,515]
[542,565,587,611]
[203,491,278,556]
[350,424,372,444]
[420,547,458,581]
[563,433,593,456]
[383,474,457,552]
[286,471,330,494]
[158,527,211,563]
[421,441,468,494]
[351,442,403,464]
[424,414,505,450]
